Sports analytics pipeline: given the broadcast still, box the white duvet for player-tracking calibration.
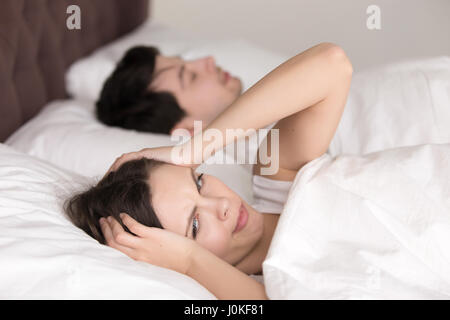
[263,143,450,299]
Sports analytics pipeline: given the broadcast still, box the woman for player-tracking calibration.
[66,42,353,299]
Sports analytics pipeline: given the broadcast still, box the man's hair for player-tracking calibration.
[64,158,164,244]
[96,46,185,134]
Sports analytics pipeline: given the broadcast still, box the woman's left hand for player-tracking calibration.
[99,213,197,275]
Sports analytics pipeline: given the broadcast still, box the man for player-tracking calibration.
[96,46,243,135]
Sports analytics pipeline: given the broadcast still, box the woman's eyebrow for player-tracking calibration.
[185,169,199,237]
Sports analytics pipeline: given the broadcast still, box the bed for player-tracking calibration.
[1,0,450,300]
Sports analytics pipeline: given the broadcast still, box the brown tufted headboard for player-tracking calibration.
[0,0,149,142]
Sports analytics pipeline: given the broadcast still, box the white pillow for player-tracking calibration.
[328,55,450,157]
[0,144,215,299]
[66,20,288,101]
[5,100,255,205]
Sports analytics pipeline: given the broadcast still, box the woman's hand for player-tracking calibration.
[101,215,268,300]
[106,144,197,176]
[99,213,197,275]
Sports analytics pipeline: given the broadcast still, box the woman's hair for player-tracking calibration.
[96,46,186,134]
[65,158,164,244]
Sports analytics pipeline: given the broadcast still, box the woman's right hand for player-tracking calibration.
[100,213,197,275]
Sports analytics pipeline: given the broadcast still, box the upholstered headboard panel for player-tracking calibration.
[0,0,149,142]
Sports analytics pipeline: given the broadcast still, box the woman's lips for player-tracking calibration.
[233,203,248,234]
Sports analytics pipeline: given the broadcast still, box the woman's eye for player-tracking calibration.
[192,214,199,239]
[191,72,197,83]
[192,174,203,239]
[196,173,204,191]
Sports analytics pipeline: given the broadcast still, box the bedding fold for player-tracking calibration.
[263,143,450,299]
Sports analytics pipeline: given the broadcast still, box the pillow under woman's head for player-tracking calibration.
[0,144,214,298]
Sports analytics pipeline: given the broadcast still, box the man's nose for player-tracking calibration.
[205,56,216,72]
[190,56,216,73]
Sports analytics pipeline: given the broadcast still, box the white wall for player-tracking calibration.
[150,0,450,72]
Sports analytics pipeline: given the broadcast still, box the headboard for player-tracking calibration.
[0,0,149,142]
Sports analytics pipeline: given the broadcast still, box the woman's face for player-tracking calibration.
[148,164,264,265]
[150,55,242,133]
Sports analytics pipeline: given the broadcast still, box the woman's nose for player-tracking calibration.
[202,196,230,221]
[216,197,230,221]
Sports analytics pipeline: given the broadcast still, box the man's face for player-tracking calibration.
[149,55,242,134]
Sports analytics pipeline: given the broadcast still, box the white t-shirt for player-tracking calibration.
[251,175,293,214]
